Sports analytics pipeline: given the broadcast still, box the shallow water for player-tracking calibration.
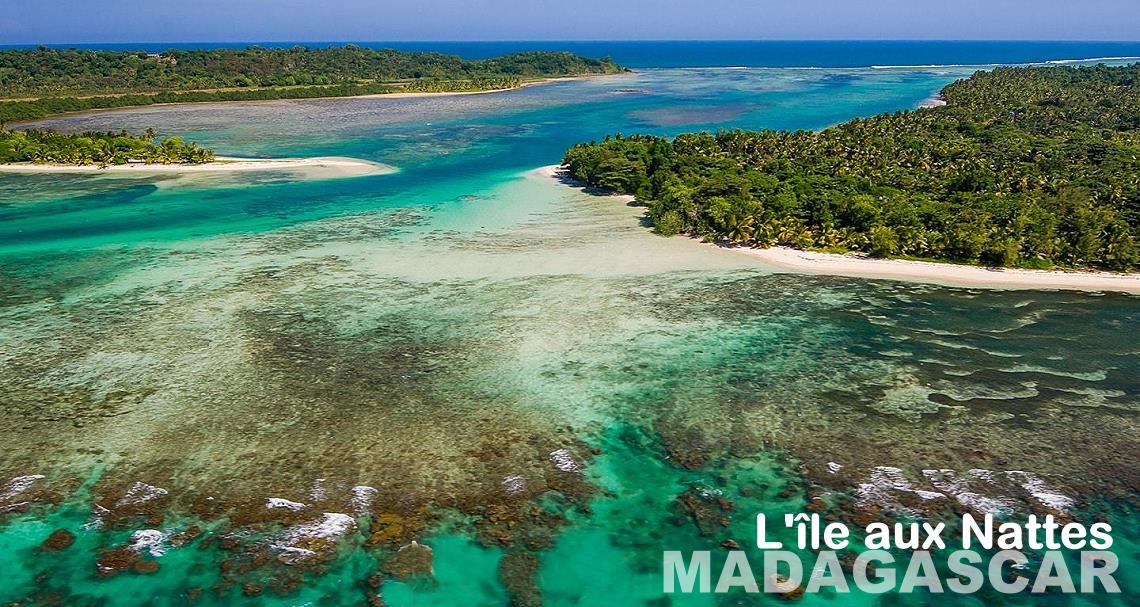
[13,40,1140,69]
[1,66,1137,605]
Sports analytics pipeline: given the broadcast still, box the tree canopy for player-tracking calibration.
[0,128,213,166]
[0,46,625,124]
[0,46,624,94]
[562,63,1140,271]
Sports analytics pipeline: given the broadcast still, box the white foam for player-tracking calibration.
[1045,56,1140,64]
[827,462,843,474]
[1006,471,1075,512]
[872,64,981,69]
[84,504,110,530]
[276,546,318,565]
[965,469,997,483]
[695,486,724,499]
[0,475,45,501]
[922,468,1016,515]
[349,486,378,516]
[502,474,526,496]
[871,56,1140,70]
[266,498,307,511]
[922,468,1074,515]
[856,466,946,515]
[115,482,168,508]
[277,512,356,549]
[549,449,581,473]
[308,478,328,502]
[129,529,168,557]
[954,492,1016,516]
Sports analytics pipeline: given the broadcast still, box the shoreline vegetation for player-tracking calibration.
[0,128,393,179]
[0,46,624,172]
[562,63,1140,278]
[0,46,626,124]
[542,163,1140,292]
[0,128,213,165]
[0,155,395,178]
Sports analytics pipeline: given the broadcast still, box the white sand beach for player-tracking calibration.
[714,243,1140,293]
[0,156,396,178]
[542,164,1140,293]
[920,96,948,108]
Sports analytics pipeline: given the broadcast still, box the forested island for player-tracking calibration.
[562,63,1140,271]
[0,128,214,165]
[0,46,625,123]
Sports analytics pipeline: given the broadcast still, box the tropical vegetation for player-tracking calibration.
[0,128,214,165]
[562,63,1140,271]
[0,46,625,124]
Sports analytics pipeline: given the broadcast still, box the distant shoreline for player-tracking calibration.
[6,74,629,127]
[355,75,604,99]
[0,156,395,178]
[541,165,1140,293]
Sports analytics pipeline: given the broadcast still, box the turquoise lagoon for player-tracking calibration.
[1,66,1138,605]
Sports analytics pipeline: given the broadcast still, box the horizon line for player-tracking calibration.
[5,38,1140,48]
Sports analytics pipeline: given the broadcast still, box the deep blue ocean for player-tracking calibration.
[4,40,1140,68]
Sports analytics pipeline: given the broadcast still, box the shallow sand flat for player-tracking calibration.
[0,156,396,178]
[6,74,629,129]
[364,75,607,99]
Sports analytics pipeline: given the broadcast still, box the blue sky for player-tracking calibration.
[3,0,1139,44]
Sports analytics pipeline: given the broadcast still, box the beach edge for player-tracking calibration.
[0,156,397,178]
[540,164,1140,293]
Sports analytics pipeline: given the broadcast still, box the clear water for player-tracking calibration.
[1,60,1138,605]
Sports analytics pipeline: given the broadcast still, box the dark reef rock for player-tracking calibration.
[769,574,806,600]
[132,559,160,574]
[382,541,434,581]
[499,552,542,607]
[655,422,715,470]
[472,499,565,550]
[367,507,429,548]
[96,546,140,577]
[40,529,76,551]
[675,487,734,537]
[170,524,203,547]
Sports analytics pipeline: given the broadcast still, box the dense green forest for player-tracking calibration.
[0,46,624,123]
[0,128,214,165]
[562,63,1140,271]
